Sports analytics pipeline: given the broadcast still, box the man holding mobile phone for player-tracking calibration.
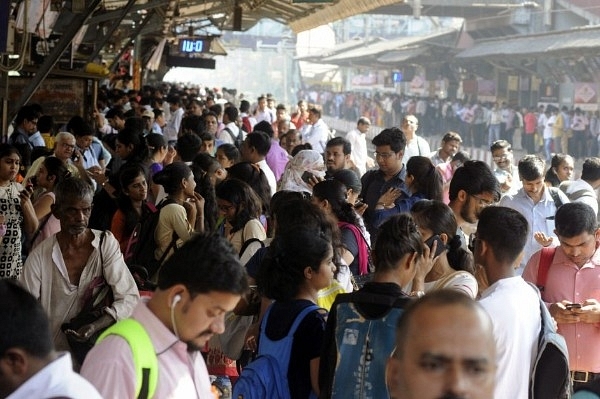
[523,203,600,390]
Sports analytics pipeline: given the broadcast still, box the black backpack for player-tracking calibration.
[125,198,178,285]
[224,126,244,149]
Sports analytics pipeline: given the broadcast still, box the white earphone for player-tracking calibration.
[171,294,182,308]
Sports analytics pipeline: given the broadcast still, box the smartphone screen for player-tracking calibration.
[424,235,446,258]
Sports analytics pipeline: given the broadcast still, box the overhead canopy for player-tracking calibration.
[456,25,600,59]
[299,27,460,68]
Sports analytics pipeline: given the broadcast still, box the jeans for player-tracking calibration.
[544,138,553,161]
[488,124,500,147]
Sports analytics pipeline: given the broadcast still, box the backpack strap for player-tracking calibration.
[97,318,157,399]
[338,221,369,275]
[548,187,563,209]
[239,237,264,258]
[287,304,320,338]
[260,303,320,340]
[536,246,557,292]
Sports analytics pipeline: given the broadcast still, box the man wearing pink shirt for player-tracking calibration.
[523,203,600,390]
[81,234,248,398]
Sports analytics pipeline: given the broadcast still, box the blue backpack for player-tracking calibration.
[232,303,319,399]
[322,290,411,399]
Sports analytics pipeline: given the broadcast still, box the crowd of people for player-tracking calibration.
[1,83,600,399]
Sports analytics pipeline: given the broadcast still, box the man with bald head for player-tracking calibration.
[386,289,496,399]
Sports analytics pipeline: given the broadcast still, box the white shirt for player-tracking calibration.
[257,159,277,196]
[303,119,329,154]
[217,122,244,145]
[163,107,184,142]
[499,187,568,273]
[401,135,431,166]
[479,277,540,399]
[345,128,368,176]
[8,352,102,399]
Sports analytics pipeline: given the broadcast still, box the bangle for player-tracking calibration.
[410,290,425,298]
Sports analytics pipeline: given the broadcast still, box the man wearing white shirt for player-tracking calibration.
[163,96,184,145]
[346,117,374,176]
[254,96,274,124]
[303,107,330,154]
[475,206,540,399]
[241,131,277,195]
[0,279,101,399]
[400,114,430,166]
[217,106,244,145]
[499,155,570,274]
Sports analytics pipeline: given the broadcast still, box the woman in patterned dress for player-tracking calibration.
[0,144,38,278]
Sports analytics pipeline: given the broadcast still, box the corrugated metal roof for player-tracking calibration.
[288,0,407,33]
[457,25,600,59]
[322,28,458,62]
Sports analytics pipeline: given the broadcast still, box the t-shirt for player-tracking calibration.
[340,227,359,275]
[262,300,326,399]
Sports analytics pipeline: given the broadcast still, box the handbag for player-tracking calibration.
[61,231,115,365]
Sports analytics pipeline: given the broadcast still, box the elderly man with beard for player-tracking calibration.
[19,177,139,365]
[448,160,500,251]
[81,233,248,398]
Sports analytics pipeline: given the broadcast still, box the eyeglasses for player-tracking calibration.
[492,154,509,162]
[470,194,494,207]
[468,233,479,252]
[61,142,76,150]
[374,151,396,160]
[403,119,419,126]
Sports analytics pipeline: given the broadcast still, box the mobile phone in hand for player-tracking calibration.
[424,235,446,258]
[301,171,315,184]
[565,303,582,310]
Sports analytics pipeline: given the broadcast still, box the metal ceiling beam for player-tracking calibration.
[88,0,169,25]
[85,0,138,63]
[109,9,156,72]
[12,0,103,120]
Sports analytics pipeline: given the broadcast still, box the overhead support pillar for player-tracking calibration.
[85,0,138,63]
[109,10,155,73]
[12,0,103,120]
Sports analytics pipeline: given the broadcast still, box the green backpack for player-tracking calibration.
[97,319,158,399]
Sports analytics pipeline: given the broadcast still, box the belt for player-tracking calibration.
[571,371,600,383]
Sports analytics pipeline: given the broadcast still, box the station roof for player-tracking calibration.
[298,27,460,68]
[456,25,600,59]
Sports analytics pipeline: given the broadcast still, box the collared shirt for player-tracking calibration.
[217,122,243,145]
[428,149,449,166]
[523,246,600,372]
[265,140,289,182]
[81,301,214,398]
[302,119,329,154]
[360,167,410,240]
[8,352,102,399]
[163,107,184,142]
[494,166,522,197]
[29,131,46,147]
[499,187,568,273]
[20,230,140,353]
[257,159,277,196]
[401,135,431,166]
[346,128,368,176]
